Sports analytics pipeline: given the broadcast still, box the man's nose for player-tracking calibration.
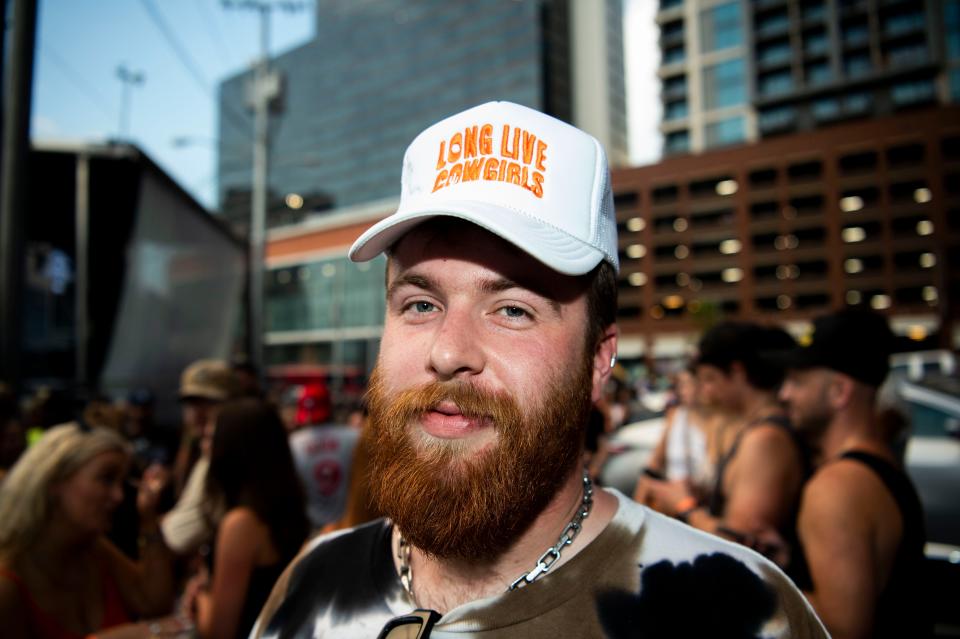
[428,307,484,380]
[778,381,793,403]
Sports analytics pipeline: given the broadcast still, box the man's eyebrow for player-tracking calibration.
[478,276,562,315]
[387,272,438,299]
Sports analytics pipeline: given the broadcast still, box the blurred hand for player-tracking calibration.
[636,477,695,516]
[181,563,210,621]
[137,463,170,519]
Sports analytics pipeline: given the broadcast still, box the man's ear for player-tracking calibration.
[592,324,619,404]
[827,373,854,410]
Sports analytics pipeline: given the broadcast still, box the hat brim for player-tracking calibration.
[348,199,606,276]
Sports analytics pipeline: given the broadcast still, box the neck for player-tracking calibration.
[817,403,890,464]
[740,388,781,423]
[394,466,617,613]
[25,522,96,585]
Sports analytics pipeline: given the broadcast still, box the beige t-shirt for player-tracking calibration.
[252,489,827,638]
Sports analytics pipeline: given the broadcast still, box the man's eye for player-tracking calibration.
[411,301,437,313]
[499,306,528,319]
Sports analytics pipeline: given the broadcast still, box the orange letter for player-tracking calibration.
[448,163,463,186]
[436,141,446,170]
[522,130,536,165]
[507,162,522,185]
[483,157,499,180]
[480,124,493,155]
[531,172,544,198]
[535,140,548,171]
[463,126,478,158]
[448,133,462,163]
[433,170,448,192]
[501,125,520,160]
[463,158,483,181]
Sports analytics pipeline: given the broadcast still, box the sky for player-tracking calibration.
[30,0,661,210]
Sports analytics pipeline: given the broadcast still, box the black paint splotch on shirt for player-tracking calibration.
[596,552,777,639]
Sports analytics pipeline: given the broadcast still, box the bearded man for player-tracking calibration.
[251,102,826,638]
[777,310,930,639]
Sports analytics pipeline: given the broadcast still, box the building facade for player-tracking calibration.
[218,0,627,235]
[614,104,960,358]
[658,0,960,156]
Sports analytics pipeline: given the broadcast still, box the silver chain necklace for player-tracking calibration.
[396,471,594,602]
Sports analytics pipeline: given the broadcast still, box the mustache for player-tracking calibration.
[367,379,521,430]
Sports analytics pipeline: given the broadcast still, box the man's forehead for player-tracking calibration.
[386,219,589,302]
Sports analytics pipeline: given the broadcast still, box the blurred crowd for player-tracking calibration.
[0,308,931,638]
[0,358,378,639]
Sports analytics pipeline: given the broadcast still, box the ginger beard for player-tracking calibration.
[366,353,594,562]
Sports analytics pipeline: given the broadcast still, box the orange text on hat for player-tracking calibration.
[433,123,547,198]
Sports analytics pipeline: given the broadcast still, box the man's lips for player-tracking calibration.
[419,400,491,438]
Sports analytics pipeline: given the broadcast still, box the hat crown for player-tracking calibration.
[350,101,619,276]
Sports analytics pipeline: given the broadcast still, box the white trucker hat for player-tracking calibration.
[348,101,619,275]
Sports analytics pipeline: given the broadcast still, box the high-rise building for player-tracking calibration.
[218,0,627,234]
[658,0,960,156]
[612,105,960,357]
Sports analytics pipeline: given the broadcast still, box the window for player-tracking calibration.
[883,11,926,37]
[701,2,743,52]
[788,160,822,181]
[758,69,794,96]
[705,116,746,148]
[886,41,929,67]
[804,29,830,55]
[756,9,790,37]
[665,130,690,154]
[758,39,792,65]
[947,0,960,59]
[886,143,925,167]
[812,98,841,121]
[759,105,797,131]
[664,100,689,120]
[749,168,779,186]
[703,58,746,109]
[844,53,872,77]
[663,74,687,98]
[842,21,869,46]
[806,61,832,86]
[652,184,679,203]
[660,0,683,10]
[891,79,936,105]
[662,20,684,40]
[801,1,827,22]
[844,91,871,114]
[663,45,685,65]
[839,150,878,174]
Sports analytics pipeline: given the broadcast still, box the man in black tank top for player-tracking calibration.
[777,310,931,639]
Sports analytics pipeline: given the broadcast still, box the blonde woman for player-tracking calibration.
[0,422,181,638]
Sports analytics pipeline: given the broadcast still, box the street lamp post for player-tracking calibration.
[222,0,304,380]
[116,65,145,141]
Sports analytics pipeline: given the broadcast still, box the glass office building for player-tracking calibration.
[658,0,959,156]
[218,0,627,234]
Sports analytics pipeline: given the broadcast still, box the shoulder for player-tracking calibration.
[740,420,796,451]
[800,460,888,525]
[252,519,397,639]
[218,507,270,547]
[627,506,828,638]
